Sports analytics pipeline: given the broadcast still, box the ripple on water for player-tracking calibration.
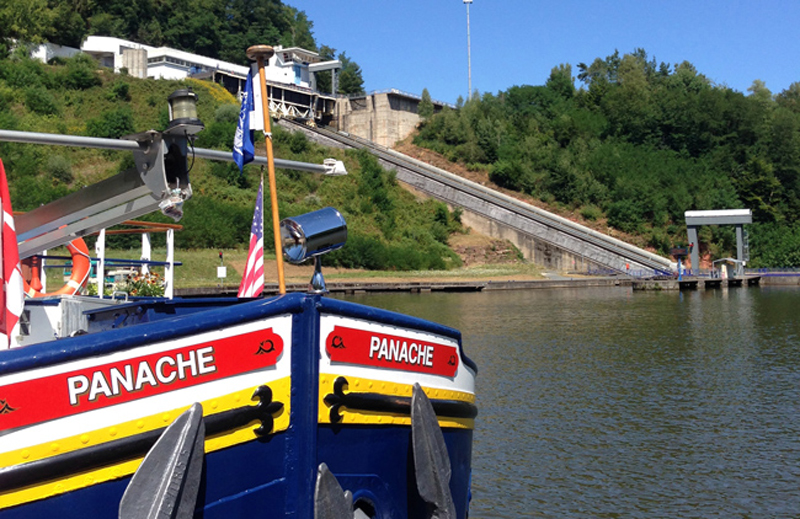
[341,287,800,517]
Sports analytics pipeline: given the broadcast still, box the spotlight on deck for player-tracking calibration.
[166,88,204,136]
[280,207,347,293]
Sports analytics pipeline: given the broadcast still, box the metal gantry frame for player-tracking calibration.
[685,209,752,276]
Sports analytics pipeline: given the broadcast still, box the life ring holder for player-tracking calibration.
[23,238,91,298]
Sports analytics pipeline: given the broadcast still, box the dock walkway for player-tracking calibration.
[175,277,630,297]
[632,276,761,291]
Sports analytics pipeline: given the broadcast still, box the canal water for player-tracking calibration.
[338,286,800,518]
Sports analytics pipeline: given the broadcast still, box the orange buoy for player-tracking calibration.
[23,238,91,297]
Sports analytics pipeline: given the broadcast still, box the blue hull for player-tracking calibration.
[0,293,477,518]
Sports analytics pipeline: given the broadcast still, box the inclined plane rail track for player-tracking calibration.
[286,120,674,273]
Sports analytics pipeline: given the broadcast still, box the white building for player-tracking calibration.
[79,36,340,92]
[31,36,340,123]
[29,43,82,64]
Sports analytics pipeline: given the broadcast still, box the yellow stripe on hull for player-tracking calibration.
[317,375,475,430]
[0,377,291,509]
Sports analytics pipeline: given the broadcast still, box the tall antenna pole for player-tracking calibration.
[465,0,473,100]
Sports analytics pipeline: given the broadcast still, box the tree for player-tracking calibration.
[776,82,800,113]
[284,8,315,50]
[46,2,88,48]
[747,79,772,105]
[418,88,434,118]
[0,0,52,46]
[337,52,364,95]
[546,63,574,99]
[314,45,335,94]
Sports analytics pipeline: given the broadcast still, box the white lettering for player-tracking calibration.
[175,350,196,379]
[197,347,217,375]
[109,365,134,395]
[66,345,220,406]
[156,356,176,384]
[68,375,89,406]
[397,341,408,363]
[422,344,433,367]
[135,361,158,390]
[367,335,436,368]
[369,336,381,358]
[88,372,112,402]
[378,338,388,361]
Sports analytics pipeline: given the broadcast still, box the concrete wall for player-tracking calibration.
[121,48,147,79]
[459,210,604,272]
[336,92,422,147]
[387,164,632,272]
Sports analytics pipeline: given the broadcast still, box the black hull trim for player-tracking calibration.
[323,377,478,424]
[0,386,282,493]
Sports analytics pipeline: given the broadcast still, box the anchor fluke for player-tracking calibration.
[411,383,456,519]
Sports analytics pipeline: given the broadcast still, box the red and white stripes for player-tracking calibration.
[0,160,23,349]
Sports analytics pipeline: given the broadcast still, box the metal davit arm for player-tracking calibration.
[0,129,346,259]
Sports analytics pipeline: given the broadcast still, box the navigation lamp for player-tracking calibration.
[166,88,204,136]
[280,207,347,293]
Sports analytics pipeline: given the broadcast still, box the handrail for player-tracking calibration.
[0,129,340,175]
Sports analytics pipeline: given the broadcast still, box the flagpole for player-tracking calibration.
[247,45,286,295]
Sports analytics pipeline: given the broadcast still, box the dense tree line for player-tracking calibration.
[415,49,800,267]
[0,0,364,94]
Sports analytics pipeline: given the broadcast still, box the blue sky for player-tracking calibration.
[292,0,800,105]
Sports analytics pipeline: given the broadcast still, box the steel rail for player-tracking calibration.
[0,129,334,175]
[303,123,674,272]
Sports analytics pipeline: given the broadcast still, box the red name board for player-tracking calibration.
[0,328,283,431]
[325,326,458,377]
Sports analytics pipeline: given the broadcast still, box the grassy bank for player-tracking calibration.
[41,246,543,293]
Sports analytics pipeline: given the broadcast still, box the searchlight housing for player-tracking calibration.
[280,207,347,293]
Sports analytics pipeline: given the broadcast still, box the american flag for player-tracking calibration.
[238,179,264,298]
[0,160,23,348]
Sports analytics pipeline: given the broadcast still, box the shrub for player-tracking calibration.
[0,84,13,111]
[215,103,239,123]
[107,81,131,101]
[607,199,642,233]
[45,155,73,184]
[24,86,58,115]
[209,161,247,188]
[1,56,46,89]
[326,232,458,271]
[196,120,235,150]
[580,204,603,221]
[63,54,102,90]
[176,197,251,249]
[289,131,309,154]
[86,107,135,139]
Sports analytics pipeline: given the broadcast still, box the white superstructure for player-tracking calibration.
[79,36,339,91]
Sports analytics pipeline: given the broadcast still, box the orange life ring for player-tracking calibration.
[23,238,91,298]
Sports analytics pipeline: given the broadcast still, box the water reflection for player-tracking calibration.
[338,287,800,517]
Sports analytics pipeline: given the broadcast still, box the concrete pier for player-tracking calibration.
[632,276,761,290]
